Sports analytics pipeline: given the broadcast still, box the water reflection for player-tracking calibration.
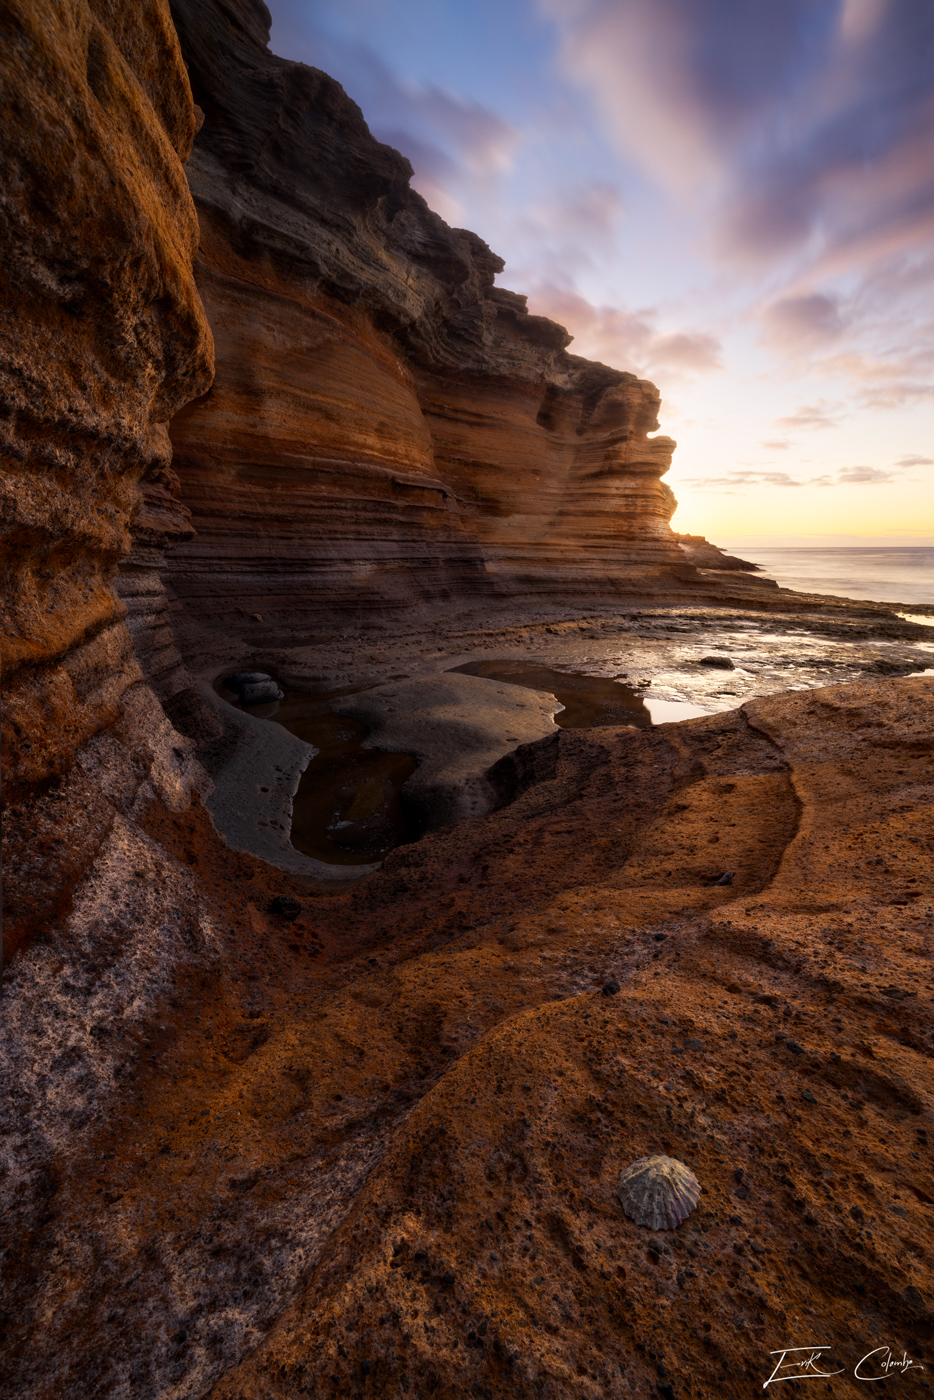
[644,696,717,723]
[216,679,417,865]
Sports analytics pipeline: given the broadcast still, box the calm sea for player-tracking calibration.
[728,547,934,607]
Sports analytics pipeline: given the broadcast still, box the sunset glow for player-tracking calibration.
[267,0,933,544]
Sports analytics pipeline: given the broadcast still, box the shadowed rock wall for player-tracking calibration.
[164,0,692,647]
[0,0,214,956]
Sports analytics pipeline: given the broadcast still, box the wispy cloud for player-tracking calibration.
[761,439,792,450]
[760,293,846,351]
[818,348,934,410]
[684,469,808,493]
[897,454,934,467]
[508,182,626,281]
[685,459,911,493]
[543,0,934,270]
[525,283,722,379]
[775,401,843,430]
[836,465,897,484]
[541,0,934,403]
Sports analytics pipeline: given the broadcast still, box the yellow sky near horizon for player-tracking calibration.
[653,363,934,548]
[275,0,934,550]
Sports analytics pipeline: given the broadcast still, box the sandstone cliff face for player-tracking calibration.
[163,0,689,648]
[0,0,214,954]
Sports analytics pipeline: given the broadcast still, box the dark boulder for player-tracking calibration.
[699,656,735,670]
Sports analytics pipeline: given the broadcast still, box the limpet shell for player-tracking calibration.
[617,1155,700,1230]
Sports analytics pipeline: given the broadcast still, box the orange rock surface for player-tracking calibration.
[2,678,931,1397]
[0,0,215,954]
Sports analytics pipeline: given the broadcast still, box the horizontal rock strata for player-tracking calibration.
[161,0,757,661]
[0,0,213,956]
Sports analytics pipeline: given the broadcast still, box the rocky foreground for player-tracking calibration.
[2,676,932,1398]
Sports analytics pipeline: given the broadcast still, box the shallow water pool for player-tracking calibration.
[218,660,722,867]
[216,679,417,865]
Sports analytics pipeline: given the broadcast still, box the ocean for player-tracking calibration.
[725,546,934,608]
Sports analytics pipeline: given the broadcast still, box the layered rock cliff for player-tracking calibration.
[161,0,696,657]
[0,0,214,955]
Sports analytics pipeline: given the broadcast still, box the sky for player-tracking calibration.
[266,0,934,546]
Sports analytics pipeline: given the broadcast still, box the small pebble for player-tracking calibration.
[602,980,621,996]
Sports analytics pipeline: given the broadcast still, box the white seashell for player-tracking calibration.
[617,1155,700,1230]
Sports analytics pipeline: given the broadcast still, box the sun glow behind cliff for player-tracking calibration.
[268,0,933,545]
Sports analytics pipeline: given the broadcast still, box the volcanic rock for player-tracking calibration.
[2,675,931,1399]
[158,0,763,671]
[0,0,214,956]
[675,532,763,573]
[239,679,284,704]
[225,671,277,692]
[332,671,563,833]
[700,654,736,669]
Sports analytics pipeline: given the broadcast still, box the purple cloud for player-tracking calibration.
[543,0,836,191]
[546,0,934,286]
[526,283,722,377]
[761,293,846,350]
